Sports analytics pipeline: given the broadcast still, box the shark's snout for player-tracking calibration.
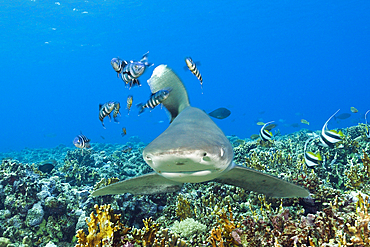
[143,149,231,183]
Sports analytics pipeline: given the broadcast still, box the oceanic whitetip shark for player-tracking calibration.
[92,65,309,198]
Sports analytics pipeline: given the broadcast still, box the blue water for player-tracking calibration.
[1,0,369,152]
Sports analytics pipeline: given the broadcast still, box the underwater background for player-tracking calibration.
[1,1,370,247]
[1,0,370,152]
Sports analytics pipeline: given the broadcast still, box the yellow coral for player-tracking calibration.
[175,194,194,221]
[75,204,130,247]
[208,203,242,246]
[131,217,160,246]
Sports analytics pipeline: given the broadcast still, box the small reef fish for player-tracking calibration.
[185,57,203,93]
[126,95,133,115]
[365,110,370,138]
[264,123,277,131]
[304,137,322,167]
[122,145,132,153]
[256,122,265,126]
[121,127,127,137]
[208,107,231,119]
[38,159,57,173]
[111,52,153,89]
[334,113,351,120]
[350,107,358,113]
[137,88,171,114]
[73,134,91,154]
[259,121,274,141]
[301,119,310,125]
[319,109,344,148]
[250,134,260,140]
[290,123,300,128]
[112,102,121,121]
[99,101,116,128]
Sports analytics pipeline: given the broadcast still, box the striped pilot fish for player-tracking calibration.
[185,57,203,93]
[259,121,274,141]
[137,88,172,114]
[111,52,153,89]
[304,136,322,168]
[365,110,370,138]
[73,134,91,155]
[319,109,344,148]
[99,101,116,128]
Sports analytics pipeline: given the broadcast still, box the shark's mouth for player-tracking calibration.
[159,169,222,183]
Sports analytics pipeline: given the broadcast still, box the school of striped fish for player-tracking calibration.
[73,53,207,152]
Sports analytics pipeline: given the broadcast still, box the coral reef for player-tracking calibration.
[76,204,188,247]
[1,126,370,246]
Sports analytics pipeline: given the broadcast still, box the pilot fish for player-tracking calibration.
[111,52,153,89]
[319,109,344,147]
[99,101,116,128]
[73,134,91,155]
[259,121,274,141]
[137,88,171,114]
[185,57,203,93]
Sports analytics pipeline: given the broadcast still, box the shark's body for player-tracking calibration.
[92,65,309,198]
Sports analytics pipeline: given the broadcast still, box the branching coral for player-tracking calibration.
[345,150,370,190]
[208,203,242,246]
[76,205,189,247]
[75,204,130,247]
[175,194,194,221]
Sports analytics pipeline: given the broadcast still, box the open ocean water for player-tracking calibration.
[1,1,370,247]
[1,0,369,152]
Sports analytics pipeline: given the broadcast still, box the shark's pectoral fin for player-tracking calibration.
[214,164,309,198]
[91,172,183,196]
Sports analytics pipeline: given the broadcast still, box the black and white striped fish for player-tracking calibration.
[259,121,274,141]
[73,134,91,154]
[304,136,322,167]
[185,57,203,93]
[111,52,153,89]
[99,101,116,128]
[365,110,370,138]
[319,109,344,148]
[137,88,171,114]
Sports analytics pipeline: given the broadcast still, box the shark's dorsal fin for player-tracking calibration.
[147,65,190,122]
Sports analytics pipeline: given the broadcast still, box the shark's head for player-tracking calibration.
[143,106,234,183]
